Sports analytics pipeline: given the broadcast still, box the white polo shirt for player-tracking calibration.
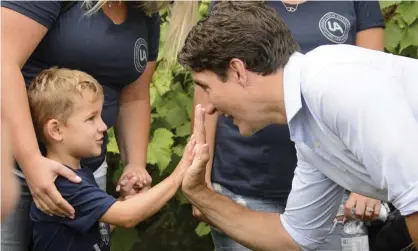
[280,44,418,251]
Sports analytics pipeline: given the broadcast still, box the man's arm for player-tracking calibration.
[342,5,385,221]
[182,105,345,251]
[187,187,298,251]
[306,58,418,247]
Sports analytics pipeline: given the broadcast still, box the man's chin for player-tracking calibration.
[238,126,257,137]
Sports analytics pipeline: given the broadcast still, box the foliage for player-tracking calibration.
[381,1,418,58]
[106,1,213,251]
[106,2,418,251]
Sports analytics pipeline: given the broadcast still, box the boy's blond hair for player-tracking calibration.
[28,67,103,140]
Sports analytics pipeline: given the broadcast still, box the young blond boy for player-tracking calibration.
[28,67,196,251]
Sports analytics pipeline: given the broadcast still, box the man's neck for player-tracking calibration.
[260,69,287,125]
[46,148,81,170]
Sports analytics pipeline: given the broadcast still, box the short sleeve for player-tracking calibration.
[280,148,345,251]
[147,13,160,61]
[354,1,385,32]
[56,177,117,234]
[1,1,61,29]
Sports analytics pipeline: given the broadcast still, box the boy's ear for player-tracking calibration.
[44,119,64,142]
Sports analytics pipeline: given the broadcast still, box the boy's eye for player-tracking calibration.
[87,116,95,121]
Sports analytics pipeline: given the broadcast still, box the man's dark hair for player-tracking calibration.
[178,1,300,80]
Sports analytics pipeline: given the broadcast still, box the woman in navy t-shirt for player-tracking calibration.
[1,1,197,250]
[194,1,385,250]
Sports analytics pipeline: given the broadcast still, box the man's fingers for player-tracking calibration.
[56,165,81,184]
[194,104,206,145]
[192,144,210,165]
[372,202,381,220]
[187,135,196,154]
[46,187,75,218]
[355,200,366,220]
[344,199,356,219]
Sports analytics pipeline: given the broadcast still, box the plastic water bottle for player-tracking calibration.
[335,193,389,251]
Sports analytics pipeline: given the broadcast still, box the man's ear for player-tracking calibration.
[44,119,64,142]
[229,58,247,87]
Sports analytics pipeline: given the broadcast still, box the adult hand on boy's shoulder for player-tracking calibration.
[24,155,82,218]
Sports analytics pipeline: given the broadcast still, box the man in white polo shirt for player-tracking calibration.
[178,2,418,250]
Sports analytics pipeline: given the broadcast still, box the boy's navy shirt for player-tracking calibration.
[31,166,117,251]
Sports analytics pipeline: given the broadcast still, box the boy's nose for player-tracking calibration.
[98,118,108,132]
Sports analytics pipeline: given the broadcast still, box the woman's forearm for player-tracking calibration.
[2,63,41,169]
[115,62,156,166]
[115,100,150,166]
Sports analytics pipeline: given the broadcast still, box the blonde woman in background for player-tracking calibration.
[1,1,197,250]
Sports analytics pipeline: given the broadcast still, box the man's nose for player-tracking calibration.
[205,103,217,115]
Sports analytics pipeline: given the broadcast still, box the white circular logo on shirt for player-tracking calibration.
[134,38,148,73]
[319,12,351,44]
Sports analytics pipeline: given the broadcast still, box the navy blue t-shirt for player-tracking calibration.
[211,1,385,201]
[31,166,117,251]
[1,1,160,171]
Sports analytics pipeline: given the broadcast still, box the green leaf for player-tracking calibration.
[199,2,209,17]
[147,128,174,173]
[107,128,119,154]
[173,144,185,157]
[379,0,401,9]
[112,164,124,185]
[175,191,190,205]
[392,14,408,29]
[150,85,158,107]
[400,21,418,52]
[152,67,172,96]
[384,20,403,52]
[195,222,211,237]
[175,122,191,137]
[396,1,418,26]
[155,96,188,129]
[111,227,139,251]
